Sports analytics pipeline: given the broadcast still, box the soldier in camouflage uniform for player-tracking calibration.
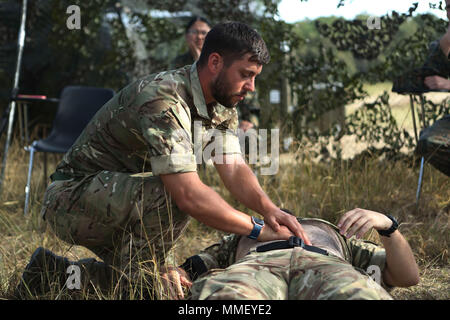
[17,22,312,298]
[392,1,450,177]
[171,17,211,70]
[165,209,419,300]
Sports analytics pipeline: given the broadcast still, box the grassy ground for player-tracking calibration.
[0,138,448,300]
[0,81,448,299]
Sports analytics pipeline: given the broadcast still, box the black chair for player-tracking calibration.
[23,86,115,215]
[416,115,450,177]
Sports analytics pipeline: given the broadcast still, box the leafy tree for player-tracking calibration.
[0,0,448,159]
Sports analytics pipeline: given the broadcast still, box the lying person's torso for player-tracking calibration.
[235,220,345,261]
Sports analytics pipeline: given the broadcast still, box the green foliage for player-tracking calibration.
[287,2,449,156]
[0,0,448,157]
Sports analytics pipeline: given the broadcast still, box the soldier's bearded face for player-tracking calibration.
[211,69,242,108]
[211,54,262,108]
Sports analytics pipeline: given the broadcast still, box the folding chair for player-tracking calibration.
[23,86,114,215]
[392,68,449,206]
[407,93,448,205]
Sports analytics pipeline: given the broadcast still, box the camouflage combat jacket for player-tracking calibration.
[54,62,242,178]
[181,217,387,281]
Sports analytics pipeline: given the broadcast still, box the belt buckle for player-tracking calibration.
[288,236,304,248]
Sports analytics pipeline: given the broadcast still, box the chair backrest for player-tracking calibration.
[45,86,114,151]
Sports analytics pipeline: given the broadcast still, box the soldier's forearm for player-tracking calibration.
[161,172,254,236]
[216,160,278,215]
[181,184,254,235]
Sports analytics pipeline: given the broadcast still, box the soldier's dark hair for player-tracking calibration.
[197,21,270,67]
[185,16,211,34]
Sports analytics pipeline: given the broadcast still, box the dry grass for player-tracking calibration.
[0,96,448,299]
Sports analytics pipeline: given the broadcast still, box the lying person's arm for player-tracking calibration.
[161,234,240,299]
[338,208,420,288]
[378,229,420,287]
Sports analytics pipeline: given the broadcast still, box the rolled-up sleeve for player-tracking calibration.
[139,100,197,175]
[204,128,242,157]
[348,238,393,291]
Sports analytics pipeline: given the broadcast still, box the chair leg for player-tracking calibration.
[24,146,35,215]
[416,157,425,206]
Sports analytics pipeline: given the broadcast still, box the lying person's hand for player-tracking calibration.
[337,208,393,239]
[160,266,192,299]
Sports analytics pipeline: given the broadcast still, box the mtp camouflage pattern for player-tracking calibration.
[40,63,242,292]
[188,218,393,300]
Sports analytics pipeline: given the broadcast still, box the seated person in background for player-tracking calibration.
[416,3,450,177]
[425,0,450,90]
[171,16,211,69]
[163,208,419,300]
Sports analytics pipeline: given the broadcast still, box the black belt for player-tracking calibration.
[255,236,329,256]
[50,171,73,182]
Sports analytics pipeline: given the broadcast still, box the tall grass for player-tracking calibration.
[0,137,448,300]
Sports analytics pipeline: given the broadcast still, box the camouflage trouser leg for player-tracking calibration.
[191,250,291,300]
[288,249,393,300]
[42,171,190,297]
[191,248,392,300]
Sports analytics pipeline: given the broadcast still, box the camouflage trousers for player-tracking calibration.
[191,248,393,300]
[41,170,190,296]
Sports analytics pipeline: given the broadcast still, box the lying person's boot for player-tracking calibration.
[15,247,71,299]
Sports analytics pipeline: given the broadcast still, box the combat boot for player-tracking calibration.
[15,247,72,299]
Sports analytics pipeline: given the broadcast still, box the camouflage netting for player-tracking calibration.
[0,0,448,159]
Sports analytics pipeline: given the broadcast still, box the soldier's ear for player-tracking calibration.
[207,53,224,75]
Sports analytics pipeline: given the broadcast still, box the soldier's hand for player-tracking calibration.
[238,120,254,132]
[337,208,393,239]
[424,76,450,91]
[160,266,192,300]
[257,224,293,242]
[262,209,312,245]
[187,39,202,61]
